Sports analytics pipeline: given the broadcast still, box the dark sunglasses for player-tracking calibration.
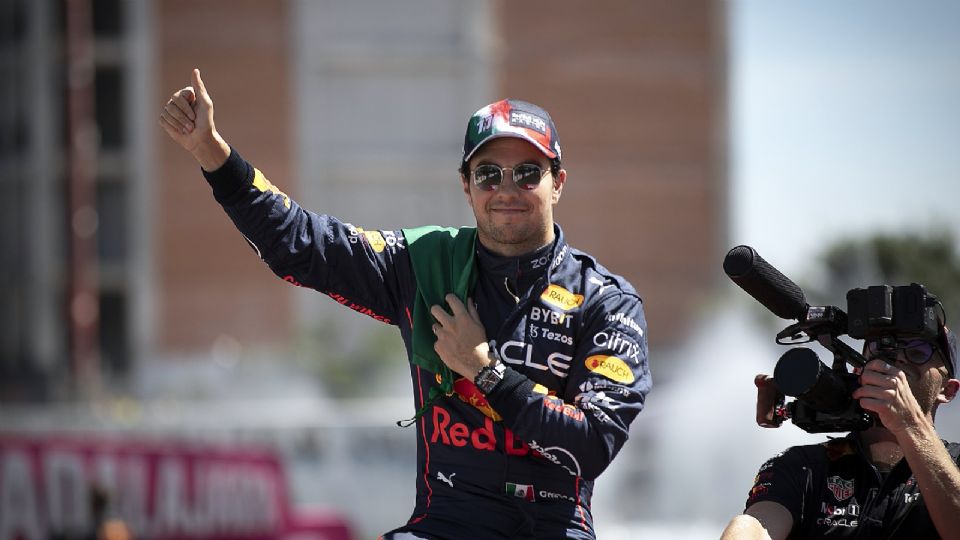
[471,163,549,191]
[865,338,937,366]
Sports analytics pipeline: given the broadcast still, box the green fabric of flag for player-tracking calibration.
[399,225,479,424]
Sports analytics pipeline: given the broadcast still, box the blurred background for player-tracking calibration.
[1,0,959,538]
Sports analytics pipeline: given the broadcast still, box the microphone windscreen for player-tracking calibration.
[724,245,808,320]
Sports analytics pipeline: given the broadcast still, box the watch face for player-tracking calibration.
[476,361,506,393]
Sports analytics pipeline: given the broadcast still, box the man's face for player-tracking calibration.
[863,339,954,415]
[462,137,566,256]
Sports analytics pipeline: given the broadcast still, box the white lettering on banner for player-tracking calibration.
[44,450,89,534]
[153,457,193,536]
[0,443,284,540]
[592,330,642,362]
[529,307,572,329]
[150,459,280,537]
[114,456,149,535]
[1,450,43,540]
[500,341,572,378]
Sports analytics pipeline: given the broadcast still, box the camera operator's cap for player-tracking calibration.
[938,324,958,379]
[461,99,562,168]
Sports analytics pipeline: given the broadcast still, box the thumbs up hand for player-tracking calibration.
[159,68,230,171]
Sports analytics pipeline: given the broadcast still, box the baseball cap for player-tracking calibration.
[461,99,562,168]
[937,323,958,379]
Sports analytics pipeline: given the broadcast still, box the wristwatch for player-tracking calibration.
[474,348,507,394]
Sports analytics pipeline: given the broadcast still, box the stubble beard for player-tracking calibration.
[477,216,550,255]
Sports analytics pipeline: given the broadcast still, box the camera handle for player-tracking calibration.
[775,320,866,370]
[816,334,866,370]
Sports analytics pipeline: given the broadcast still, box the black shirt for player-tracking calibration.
[745,433,960,539]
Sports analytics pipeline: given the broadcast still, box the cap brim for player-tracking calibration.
[462,132,558,165]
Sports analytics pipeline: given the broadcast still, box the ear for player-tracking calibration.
[939,377,959,404]
[551,168,567,204]
[461,173,473,205]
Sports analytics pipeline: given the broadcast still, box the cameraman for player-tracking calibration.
[720,320,960,540]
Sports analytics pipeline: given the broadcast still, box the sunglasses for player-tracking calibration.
[865,338,937,366]
[471,163,549,191]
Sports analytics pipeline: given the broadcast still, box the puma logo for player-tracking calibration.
[589,276,611,294]
[437,471,456,488]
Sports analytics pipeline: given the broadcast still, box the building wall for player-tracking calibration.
[155,0,293,353]
[0,0,724,399]
[500,0,728,346]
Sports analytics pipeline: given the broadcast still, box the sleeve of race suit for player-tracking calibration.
[484,288,651,481]
[201,146,410,326]
[742,447,809,527]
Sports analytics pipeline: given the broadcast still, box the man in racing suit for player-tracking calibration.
[160,69,651,539]
[720,318,960,539]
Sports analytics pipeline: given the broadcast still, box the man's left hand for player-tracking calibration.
[430,295,489,380]
[852,358,926,435]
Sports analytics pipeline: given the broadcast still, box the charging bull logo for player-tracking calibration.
[827,476,854,502]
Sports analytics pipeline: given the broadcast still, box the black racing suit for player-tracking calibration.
[202,148,652,539]
[744,433,960,539]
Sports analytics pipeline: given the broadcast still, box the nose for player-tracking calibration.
[493,170,524,195]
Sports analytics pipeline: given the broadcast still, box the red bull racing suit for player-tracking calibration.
[202,148,652,539]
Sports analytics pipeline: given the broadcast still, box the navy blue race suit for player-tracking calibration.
[744,433,960,539]
[202,148,652,539]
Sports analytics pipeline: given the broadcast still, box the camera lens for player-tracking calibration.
[774,348,851,413]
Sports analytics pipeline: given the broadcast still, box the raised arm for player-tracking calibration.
[158,68,230,172]
[157,69,411,326]
[854,358,960,540]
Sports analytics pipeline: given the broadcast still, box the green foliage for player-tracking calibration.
[808,231,960,323]
[297,316,406,399]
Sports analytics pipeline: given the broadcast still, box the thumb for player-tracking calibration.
[192,68,209,99]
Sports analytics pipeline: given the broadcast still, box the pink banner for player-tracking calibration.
[0,435,351,540]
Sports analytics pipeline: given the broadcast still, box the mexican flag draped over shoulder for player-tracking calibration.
[399,225,479,424]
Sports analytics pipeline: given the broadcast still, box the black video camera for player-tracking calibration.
[724,245,941,433]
